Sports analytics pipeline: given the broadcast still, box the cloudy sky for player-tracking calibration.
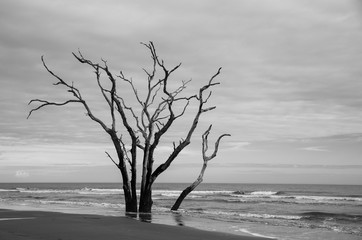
[1,0,361,184]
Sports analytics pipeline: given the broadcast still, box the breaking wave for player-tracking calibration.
[301,211,362,222]
[12,187,123,195]
[0,189,18,192]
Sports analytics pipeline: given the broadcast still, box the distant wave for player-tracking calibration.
[188,190,234,195]
[201,209,302,220]
[13,187,123,195]
[78,188,123,195]
[153,190,181,198]
[0,189,18,192]
[154,190,234,198]
[239,213,302,220]
[301,211,362,222]
[227,190,362,205]
[295,195,362,202]
[27,199,125,209]
[16,188,76,194]
[249,191,284,196]
[232,190,245,195]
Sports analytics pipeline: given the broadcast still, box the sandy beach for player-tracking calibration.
[0,209,270,240]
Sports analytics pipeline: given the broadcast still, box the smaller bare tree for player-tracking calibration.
[171,125,230,211]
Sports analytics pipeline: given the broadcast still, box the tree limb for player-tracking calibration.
[151,68,222,183]
[171,125,230,210]
[105,151,119,168]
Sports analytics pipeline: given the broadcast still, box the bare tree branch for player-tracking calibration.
[151,67,223,184]
[119,135,132,166]
[29,56,111,133]
[171,125,230,210]
[202,125,231,161]
[105,151,119,168]
[27,99,81,119]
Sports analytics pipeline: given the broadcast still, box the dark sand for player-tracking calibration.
[0,209,270,240]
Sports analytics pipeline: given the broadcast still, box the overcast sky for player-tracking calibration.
[1,0,361,184]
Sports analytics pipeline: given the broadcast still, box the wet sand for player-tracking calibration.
[0,209,270,240]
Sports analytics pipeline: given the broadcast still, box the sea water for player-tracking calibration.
[0,183,361,240]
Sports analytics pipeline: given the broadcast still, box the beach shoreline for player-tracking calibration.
[0,208,271,240]
[1,183,361,239]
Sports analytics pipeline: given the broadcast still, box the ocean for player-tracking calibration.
[0,183,361,240]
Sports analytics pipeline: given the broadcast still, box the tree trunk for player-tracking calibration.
[124,196,138,213]
[123,185,138,213]
[171,176,203,211]
[139,185,153,213]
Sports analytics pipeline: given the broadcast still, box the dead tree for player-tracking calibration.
[27,42,224,214]
[171,125,230,211]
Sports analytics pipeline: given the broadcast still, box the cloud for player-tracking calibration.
[231,141,251,147]
[315,133,362,142]
[300,146,329,152]
[226,141,252,151]
[15,170,30,178]
[213,162,362,170]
